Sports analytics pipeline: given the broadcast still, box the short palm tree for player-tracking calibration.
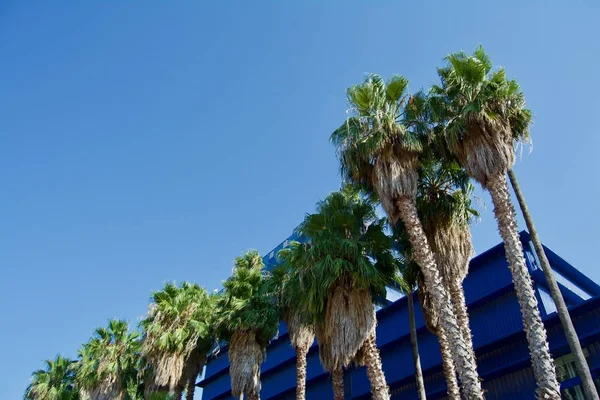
[24,355,78,400]
[140,282,216,400]
[287,190,395,400]
[75,319,143,400]
[215,250,279,400]
[331,74,484,398]
[429,46,561,398]
[266,261,314,400]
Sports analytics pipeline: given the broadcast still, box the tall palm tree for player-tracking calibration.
[395,230,460,400]
[331,75,484,399]
[75,319,143,400]
[140,282,216,400]
[266,261,314,400]
[417,157,479,372]
[24,355,78,400]
[215,250,279,400]
[508,169,598,399]
[286,190,395,400]
[396,261,427,400]
[428,46,561,398]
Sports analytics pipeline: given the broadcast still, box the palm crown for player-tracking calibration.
[416,157,477,230]
[287,190,396,325]
[140,282,216,392]
[24,356,78,400]
[331,74,424,184]
[216,250,279,347]
[331,74,431,223]
[429,46,532,184]
[75,319,142,400]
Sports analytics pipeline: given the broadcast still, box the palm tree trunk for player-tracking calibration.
[185,376,196,400]
[332,367,344,400]
[407,291,427,400]
[396,197,484,400]
[173,385,184,400]
[509,169,598,399]
[437,323,461,400]
[182,358,204,400]
[487,173,561,399]
[361,333,390,400]
[295,344,309,400]
[246,391,260,400]
[448,279,476,367]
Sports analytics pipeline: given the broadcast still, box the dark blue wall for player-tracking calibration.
[200,232,600,399]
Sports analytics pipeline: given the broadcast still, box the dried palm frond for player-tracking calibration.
[430,46,531,186]
[455,121,514,186]
[284,309,315,351]
[423,221,473,286]
[320,285,376,370]
[372,149,419,223]
[331,74,426,208]
[140,282,215,395]
[228,331,265,398]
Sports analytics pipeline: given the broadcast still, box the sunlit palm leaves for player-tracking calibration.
[331,74,423,198]
[24,356,78,400]
[288,191,396,324]
[429,45,532,185]
[75,320,142,400]
[140,282,216,398]
[216,250,279,346]
[215,250,279,399]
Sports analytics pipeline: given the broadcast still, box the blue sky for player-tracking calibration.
[1,1,599,398]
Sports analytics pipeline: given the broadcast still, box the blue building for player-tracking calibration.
[199,231,600,399]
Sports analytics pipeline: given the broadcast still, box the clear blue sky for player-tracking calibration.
[1,1,599,398]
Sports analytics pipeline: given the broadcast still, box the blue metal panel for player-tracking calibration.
[461,250,514,305]
[482,366,537,400]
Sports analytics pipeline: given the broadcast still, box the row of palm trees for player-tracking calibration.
[25,47,598,400]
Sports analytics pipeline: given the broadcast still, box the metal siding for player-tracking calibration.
[467,289,524,348]
[201,369,232,399]
[462,252,514,305]
[482,366,537,400]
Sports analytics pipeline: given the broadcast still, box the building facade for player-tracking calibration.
[199,231,600,399]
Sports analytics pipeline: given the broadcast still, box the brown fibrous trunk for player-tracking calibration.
[487,173,561,399]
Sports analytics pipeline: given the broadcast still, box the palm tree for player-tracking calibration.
[24,355,78,400]
[417,157,479,377]
[508,169,598,398]
[266,261,314,400]
[418,271,460,400]
[428,46,561,398]
[286,190,395,400]
[140,282,216,400]
[215,250,279,400]
[75,319,143,400]
[331,75,484,399]
[395,228,460,400]
[396,261,427,400]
